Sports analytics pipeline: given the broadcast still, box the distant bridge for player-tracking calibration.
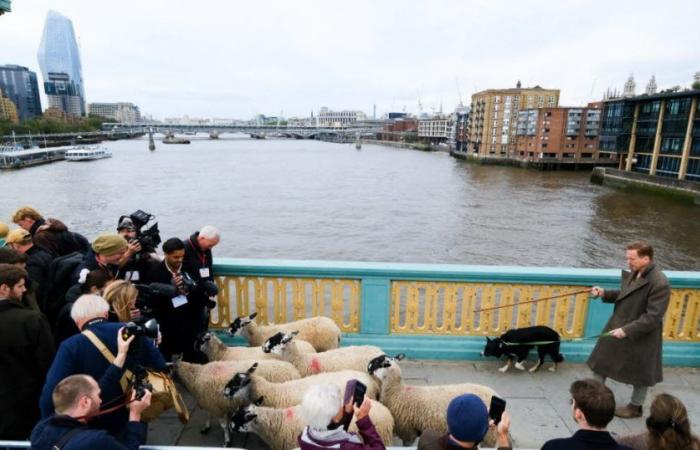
[102,122,383,139]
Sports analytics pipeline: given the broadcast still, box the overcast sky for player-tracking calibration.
[2,0,699,120]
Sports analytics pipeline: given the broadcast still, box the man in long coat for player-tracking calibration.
[587,241,670,418]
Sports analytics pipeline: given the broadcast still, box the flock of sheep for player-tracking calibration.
[172,313,499,449]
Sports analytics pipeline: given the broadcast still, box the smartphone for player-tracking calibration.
[489,396,506,425]
[353,381,367,407]
[344,380,357,405]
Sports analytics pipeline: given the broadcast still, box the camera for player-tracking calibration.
[131,365,153,401]
[119,210,162,255]
[134,283,178,315]
[122,317,160,341]
[178,272,218,299]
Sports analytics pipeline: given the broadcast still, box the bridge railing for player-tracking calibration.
[211,259,700,366]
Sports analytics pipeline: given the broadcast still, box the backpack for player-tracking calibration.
[45,251,84,325]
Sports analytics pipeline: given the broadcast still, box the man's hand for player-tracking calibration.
[590,286,604,298]
[353,396,371,420]
[128,389,152,422]
[489,411,511,448]
[610,328,627,339]
[126,241,142,256]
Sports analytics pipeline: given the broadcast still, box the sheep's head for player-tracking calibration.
[262,331,299,354]
[367,353,404,381]
[229,405,257,433]
[228,312,258,336]
[195,331,213,353]
[223,363,258,400]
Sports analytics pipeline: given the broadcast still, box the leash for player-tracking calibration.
[501,331,612,346]
[473,288,591,313]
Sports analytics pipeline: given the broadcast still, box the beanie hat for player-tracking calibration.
[446,394,489,443]
[5,228,32,245]
[92,234,128,256]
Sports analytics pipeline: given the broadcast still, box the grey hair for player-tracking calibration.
[300,384,342,430]
[71,294,110,323]
[199,225,220,240]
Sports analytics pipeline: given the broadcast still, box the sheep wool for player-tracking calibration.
[197,331,316,362]
[229,313,341,351]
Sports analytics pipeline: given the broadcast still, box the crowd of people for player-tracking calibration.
[1,207,698,450]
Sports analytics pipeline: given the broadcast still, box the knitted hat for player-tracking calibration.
[0,222,8,238]
[446,394,489,443]
[5,228,32,245]
[92,234,128,256]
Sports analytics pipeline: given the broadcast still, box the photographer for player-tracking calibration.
[39,295,166,436]
[30,374,152,450]
[103,280,142,323]
[298,384,385,450]
[143,237,204,362]
[71,234,129,285]
[183,226,220,348]
[116,215,160,283]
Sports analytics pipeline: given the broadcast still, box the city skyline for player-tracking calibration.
[1,0,699,119]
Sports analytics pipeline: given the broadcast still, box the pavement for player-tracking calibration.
[147,359,700,449]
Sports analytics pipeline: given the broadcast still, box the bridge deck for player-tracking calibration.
[149,360,700,449]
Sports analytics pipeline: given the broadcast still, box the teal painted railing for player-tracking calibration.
[212,258,700,367]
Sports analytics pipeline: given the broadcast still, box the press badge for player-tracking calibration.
[171,295,188,308]
[199,268,210,278]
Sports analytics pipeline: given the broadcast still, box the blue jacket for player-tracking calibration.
[542,430,632,450]
[30,415,146,450]
[39,320,166,435]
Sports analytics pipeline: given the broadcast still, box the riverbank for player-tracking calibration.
[450,150,618,171]
[591,167,700,205]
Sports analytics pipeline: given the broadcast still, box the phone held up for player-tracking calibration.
[489,395,506,425]
[344,379,367,407]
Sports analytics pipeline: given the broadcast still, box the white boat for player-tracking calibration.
[65,146,112,161]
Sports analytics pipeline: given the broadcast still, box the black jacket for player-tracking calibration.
[418,430,512,450]
[0,299,55,439]
[30,415,146,450]
[542,430,633,450]
[26,244,54,311]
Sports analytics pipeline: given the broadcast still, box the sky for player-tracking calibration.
[1,0,699,120]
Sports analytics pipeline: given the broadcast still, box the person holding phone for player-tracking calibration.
[298,382,385,450]
[417,394,512,450]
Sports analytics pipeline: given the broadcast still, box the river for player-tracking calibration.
[1,136,698,270]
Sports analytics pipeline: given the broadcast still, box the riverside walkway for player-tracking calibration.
[150,359,700,449]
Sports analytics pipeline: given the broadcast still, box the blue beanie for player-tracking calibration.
[446,394,489,443]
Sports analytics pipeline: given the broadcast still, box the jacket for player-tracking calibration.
[30,414,146,450]
[418,430,512,450]
[30,218,90,258]
[39,319,166,435]
[298,416,385,450]
[587,263,670,386]
[25,244,54,312]
[0,299,55,439]
[542,430,633,450]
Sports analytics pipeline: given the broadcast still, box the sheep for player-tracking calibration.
[222,363,379,408]
[228,396,395,450]
[367,353,499,447]
[196,331,316,362]
[173,358,301,446]
[263,331,384,376]
[228,312,341,351]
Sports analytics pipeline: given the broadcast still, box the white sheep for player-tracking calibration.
[263,331,384,376]
[228,397,395,450]
[367,353,499,447]
[196,331,316,362]
[228,312,341,351]
[222,363,379,408]
[173,358,301,446]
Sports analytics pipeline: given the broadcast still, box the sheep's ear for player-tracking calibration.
[394,353,406,361]
[248,363,258,374]
[254,396,264,406]
[291,330,300,337]
[249,312,258,320]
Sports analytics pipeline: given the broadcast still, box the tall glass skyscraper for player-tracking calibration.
[37,10,86,116]
[0,65,42,120]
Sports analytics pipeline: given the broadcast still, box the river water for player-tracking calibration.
[0,136,698,270]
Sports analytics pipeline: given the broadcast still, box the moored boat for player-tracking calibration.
[65,146,112,161]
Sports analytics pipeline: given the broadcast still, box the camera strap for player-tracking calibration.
[82,330,134,391]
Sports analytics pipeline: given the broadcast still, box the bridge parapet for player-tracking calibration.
[211,259,700,366]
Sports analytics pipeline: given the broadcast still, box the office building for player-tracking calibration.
[0,65,42,120]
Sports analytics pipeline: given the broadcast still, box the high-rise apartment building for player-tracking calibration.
[37,10,86,116]
[88,102,141,123]
[468,83,560,156]
[0,88,19,123]
[0,65,42,120]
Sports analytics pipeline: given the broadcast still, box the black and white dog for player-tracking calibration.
[481,325,564,373]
